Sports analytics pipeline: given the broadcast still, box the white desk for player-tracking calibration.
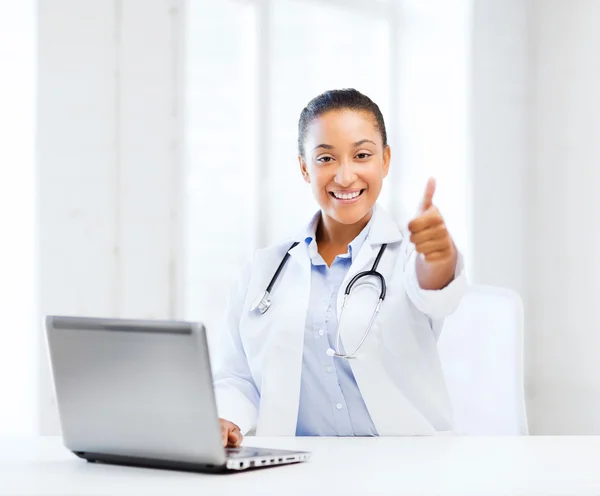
[0,436,599,495]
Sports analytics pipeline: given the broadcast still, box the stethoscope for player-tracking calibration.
[250,242,388,359]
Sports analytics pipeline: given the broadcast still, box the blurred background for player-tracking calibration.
[1,0,599,437]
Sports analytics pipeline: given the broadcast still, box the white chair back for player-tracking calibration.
[437,285,529,435]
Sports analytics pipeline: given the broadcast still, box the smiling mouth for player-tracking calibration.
[329,189,366,200]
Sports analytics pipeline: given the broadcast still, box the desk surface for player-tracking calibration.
[1,435,599,495]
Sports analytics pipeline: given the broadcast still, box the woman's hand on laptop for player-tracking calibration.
[220,419,243,447]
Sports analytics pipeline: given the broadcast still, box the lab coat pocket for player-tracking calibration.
[239,309,278,364]
[239,295,306,369]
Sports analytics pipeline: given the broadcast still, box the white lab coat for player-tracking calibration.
[213,203,467,436]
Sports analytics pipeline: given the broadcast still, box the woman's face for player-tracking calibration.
[299,109,390,226]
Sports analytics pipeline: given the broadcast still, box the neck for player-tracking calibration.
[316,209,373,248]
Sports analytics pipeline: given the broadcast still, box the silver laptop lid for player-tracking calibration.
[45,316,226,466]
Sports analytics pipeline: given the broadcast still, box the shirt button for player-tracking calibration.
[318,329,324,336]
[326,366,333,373]
[336,403,343,410]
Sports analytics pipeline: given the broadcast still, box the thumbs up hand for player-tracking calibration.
[407,178,458,290]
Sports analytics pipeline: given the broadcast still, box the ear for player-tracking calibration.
[298,155,311,184]
[382,145,391,178]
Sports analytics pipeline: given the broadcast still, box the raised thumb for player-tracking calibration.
[418,177,436,214]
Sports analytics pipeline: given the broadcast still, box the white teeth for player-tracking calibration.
[333,191,361,200]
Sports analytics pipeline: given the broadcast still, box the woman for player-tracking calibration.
[213,88,467,447]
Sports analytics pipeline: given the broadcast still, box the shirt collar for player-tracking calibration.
[302,211,374,264]
[287,203,404,266]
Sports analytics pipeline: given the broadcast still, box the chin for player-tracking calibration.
[326,203,373,225]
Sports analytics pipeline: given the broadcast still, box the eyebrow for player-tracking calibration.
[353,139,377,147]
[313,139,377,152]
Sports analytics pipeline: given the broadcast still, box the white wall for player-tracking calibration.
[37,0,184,435]
[470,0,529,297]
[526,0,600,434]
[472,0,600,434]
[0,0,37,436]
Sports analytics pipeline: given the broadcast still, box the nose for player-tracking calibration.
[334,161,357,187]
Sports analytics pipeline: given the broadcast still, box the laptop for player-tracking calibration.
[45,315,311,472]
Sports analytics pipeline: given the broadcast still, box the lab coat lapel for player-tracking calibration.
[255,242,311,437]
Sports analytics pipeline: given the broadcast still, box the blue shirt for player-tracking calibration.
[295,217,378,437]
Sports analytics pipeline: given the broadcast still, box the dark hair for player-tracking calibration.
[297,88,388,158]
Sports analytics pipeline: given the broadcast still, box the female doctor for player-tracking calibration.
[213,88,467,447]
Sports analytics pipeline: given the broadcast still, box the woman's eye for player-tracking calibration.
[356,153,372,160]
[317,156,334,163]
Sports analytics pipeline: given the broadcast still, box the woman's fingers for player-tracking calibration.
[220,418,243,447]
[228,428,242,447]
